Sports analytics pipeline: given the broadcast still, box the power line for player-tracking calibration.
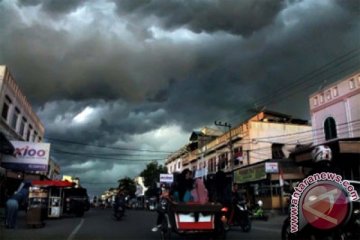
[227,49,360,124]
[253,48,360,107]
[45,137,175,154]
[52,149,165,162]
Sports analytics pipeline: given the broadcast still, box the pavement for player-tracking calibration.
[0,207,287,229]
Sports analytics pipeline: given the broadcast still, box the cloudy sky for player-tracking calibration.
[0,0,359,196]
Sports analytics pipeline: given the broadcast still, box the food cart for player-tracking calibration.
[31,180,75,219]
[27,186,48,228]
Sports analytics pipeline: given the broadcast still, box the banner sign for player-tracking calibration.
[1,141,50,172]
[234,164,267,184]
[160,173,174,183]
[265,162,279,173]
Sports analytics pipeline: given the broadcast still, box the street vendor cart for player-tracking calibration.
[26,186,48,228]
[31,180,75,219]
[159,199,227,240]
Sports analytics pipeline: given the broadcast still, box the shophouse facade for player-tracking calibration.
[0,65,48,206]
[166,111,312,209]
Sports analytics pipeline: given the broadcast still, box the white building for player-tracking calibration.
[309,70,360,144]
[292,70,360,181]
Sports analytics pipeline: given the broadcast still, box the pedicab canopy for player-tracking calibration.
[31,180,75,188]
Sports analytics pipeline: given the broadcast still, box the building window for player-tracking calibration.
[313,97,318,106]
[349,78,355,89]
[219,153,228,169]
[333,87,338,97]
[320,93,324,103]
[234,147,243,165]
[11,107,20,130]
[272,144,285,159]
[1,95,12,121]
[326,90,331,100]
[208,157,216,172]
[32,131,38,142]
[324,117,337,140]
[26,124,33,141]
[177,161,181,169]
[19,117,27,137]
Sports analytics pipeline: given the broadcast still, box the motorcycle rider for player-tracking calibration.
[228,183,245,225]
[113,189,126,219]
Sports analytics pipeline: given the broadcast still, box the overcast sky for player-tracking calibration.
[0,0,359,197]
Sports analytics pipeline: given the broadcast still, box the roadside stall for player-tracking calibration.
[27,186,48,227]
[31,180,75,219]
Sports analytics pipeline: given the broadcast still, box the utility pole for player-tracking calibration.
[214,121,234,172]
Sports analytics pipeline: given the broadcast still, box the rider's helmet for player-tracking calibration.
[311,145,332,163]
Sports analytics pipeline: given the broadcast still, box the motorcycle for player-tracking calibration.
[113,197,126,221]
[227,200,252,232]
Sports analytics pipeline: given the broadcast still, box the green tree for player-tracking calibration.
[117,177,136,197]
[140,161,167,196]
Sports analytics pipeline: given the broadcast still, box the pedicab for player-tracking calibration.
[159,199,228,240]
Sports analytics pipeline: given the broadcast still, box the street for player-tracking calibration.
[1,208,286,240]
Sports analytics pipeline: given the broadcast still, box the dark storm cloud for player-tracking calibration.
[1,0,359,195]
[114,0,285,36]
[17,0,85,15]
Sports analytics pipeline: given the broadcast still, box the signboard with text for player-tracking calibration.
[234,164,267,184]
[265,162,279,173]
[1,141,50,172]
[160,173,174,183]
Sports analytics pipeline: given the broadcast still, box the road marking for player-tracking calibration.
[252,226,281,233]
[67,218,84,240]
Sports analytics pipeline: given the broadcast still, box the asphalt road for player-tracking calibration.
[1,208,286,240]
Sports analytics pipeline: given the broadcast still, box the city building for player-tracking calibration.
[0,65,46,206]
[291,70,360,180]
[165,111,312,209]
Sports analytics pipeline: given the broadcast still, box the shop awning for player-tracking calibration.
[31,180,75,188]
[0,132,15,155]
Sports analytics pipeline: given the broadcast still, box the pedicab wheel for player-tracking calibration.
[160,216,172,240]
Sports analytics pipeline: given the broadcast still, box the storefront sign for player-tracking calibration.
[160,173,174,183]
[1,141,50,172]
[234,164,267,184]
[265,162,279,173]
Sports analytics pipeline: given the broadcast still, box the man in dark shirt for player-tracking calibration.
[5,184,29,229]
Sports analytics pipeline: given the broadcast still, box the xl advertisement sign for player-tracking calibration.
[1,141,50,172]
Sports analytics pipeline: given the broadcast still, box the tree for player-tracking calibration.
[117,177,136,197]
[140,161,167,197]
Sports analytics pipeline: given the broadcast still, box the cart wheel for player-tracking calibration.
[160,216,171,240]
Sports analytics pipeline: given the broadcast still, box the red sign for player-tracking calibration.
[301,183,350,230]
